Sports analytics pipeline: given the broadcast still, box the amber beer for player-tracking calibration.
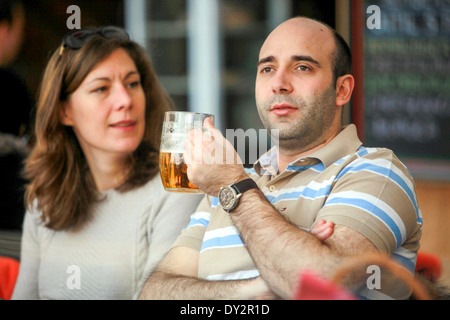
[159,111,214,193]
[159,151,201,193]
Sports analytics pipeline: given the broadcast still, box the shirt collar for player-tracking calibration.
[253,146,278,176]
[253,124,362,175]
[309,124,362,168]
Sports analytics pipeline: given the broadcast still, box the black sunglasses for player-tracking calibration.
[59,26,130,55]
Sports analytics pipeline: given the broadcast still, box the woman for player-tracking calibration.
[12,26,202,299]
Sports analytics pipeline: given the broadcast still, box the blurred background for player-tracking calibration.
[2,0,449,289]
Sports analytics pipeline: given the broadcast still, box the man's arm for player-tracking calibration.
[138,218,336,300]
[229,188,378,299]
[138,246,275,300]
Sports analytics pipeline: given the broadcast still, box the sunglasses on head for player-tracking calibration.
[59,26,130,55]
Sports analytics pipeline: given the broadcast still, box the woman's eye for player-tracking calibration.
[128,81,141,88]
[93,86,108,93]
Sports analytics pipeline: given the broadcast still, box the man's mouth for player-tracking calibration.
[270,104,298,116]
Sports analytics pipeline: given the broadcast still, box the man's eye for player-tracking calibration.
[297,65,311,72]
[261,67,273,74]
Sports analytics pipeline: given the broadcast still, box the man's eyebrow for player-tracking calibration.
[292,55,321,67]
[257,55,321,68]
[257,56,274,68]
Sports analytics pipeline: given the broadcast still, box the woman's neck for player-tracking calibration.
[84,151,130,191]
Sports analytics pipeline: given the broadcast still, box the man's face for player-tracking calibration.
[255,18,339,151]
[0,4,25,65]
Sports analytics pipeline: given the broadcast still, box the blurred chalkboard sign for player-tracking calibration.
[354,0,450,180]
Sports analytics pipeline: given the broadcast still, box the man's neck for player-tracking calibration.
[276,127,341,173]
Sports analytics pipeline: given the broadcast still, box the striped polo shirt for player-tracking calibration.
[173,124,423,300]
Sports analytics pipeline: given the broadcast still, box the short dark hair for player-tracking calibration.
[299,16,353,85]
[331,29,353,85]
[0,0,20,24]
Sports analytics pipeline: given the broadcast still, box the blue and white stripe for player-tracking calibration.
[335,156,422,224]
[186,211,211,229]
[286,162,325,173]
[263,176,335,204]
[211,197,219,208]
[325,190,407,248]
[206,269,260,281]
[392,246,417,274]
[201,226,245,252]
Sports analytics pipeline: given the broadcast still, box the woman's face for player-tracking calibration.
[61,48,146,163]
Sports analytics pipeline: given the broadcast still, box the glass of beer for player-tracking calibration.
[159,111,215,193]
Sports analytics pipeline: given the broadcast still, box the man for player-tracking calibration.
[0,0,31,139]
[139,17,422,300]
[0,0,25,67]
[0,0,30,231]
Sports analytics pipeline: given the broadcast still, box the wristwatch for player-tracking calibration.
[218,178,259,212]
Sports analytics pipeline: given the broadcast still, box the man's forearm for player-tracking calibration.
[138,269,273,300]
[229,189,343,299]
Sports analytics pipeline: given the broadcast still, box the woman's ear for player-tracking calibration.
[335,74,355,107]
[59,103,74,126]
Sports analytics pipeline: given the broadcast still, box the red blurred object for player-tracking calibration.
[0,256,20,300]
[415,251,442,282]
[293,269,357,300]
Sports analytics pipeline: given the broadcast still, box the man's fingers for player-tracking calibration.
[315,228,333,241]
[311,220,335,241]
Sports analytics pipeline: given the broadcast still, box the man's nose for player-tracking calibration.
[272,69,293,94]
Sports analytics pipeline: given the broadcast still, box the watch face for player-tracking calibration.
[219,187,237,210]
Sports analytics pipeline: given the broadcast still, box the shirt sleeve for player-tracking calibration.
[171,195,213,252]
[316,148,421,254]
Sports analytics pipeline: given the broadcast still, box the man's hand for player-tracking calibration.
[311,219,335,241]
[184,117,248,196]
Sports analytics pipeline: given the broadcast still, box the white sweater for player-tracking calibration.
[12,175,203,300]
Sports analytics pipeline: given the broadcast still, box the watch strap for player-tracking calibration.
[232,178,258,195]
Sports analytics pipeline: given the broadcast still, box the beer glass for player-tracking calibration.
[159,111,215,193]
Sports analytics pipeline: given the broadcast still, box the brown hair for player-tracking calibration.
[25,31,173,231]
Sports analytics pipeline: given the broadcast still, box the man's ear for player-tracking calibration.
[335,74,354,107]
[0,22,9,62]
[59,103,74,126]
[0,21,8,38]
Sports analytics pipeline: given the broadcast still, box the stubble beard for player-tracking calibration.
[256,86,337,153]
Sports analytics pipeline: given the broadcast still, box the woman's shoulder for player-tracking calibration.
[137,174,165,198]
